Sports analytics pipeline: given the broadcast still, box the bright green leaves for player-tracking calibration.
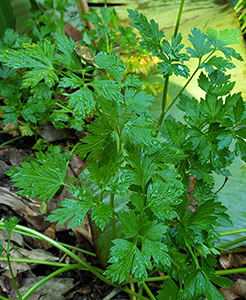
[105,213,170,284]
[128,9,164,55]
[146,181,183,221]
[177,68,246,172]
[96,51,125,84]
[187,28,213,59]
[158,33,190,78]
[105,239,151,284]
[46,185,113,230]
[6,150,71,201]
[55,35,82,72]
[157,279,180,300]
[67,85,96,120]
[128,10,189,78]
[183,270,225,300]
[0,40,58,87]
[187,27,242,68]
[206,28,243,61]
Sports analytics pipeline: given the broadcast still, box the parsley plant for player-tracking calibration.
[3,1,246,299]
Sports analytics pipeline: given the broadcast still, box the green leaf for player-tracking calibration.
[235,127,246,139]
[142,239,170,266]
[187,28,213,59]
[119,210,139,239]
[96,51,125,84]
[55,35,82,72]
[233,98,245,125]
[201,55,235,73]
[128,9,164,55]
[105,239,150,284]
[122,115,157,147]
[217,131,234,150]
[163,116,188,147]
[4,216,19,235]
[126,148,155,189]
[68,85,96,120]
[235,136,246,161]
[198,70,235,96]
[157,279,180,300]
[6,151,69,201]
[124,88,154,115]
[0,40,58,88]
[146,182,183,221]
[75,116,115,160]
[58,72,84,89]
[46,185,113,230]
[87,145,123,190]
[158,33,190,78]
[206,27,243,61]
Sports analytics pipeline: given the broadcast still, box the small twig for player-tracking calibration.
[214,177,228,194]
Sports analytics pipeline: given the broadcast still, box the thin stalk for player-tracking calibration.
[215,267,246,276]
[6,233,22,300]
[66,175,79,184]
[110,193,117,239]
[0,295,10,300]
[218,236,246,249]
[187,245,200,269]
[6,254,22,300]
[164,62,200,115]
[8,224,112,285]
[158,0,185,126]
[56,102,73,113]
[0,135,23,148]
[59,242,97,257]
[157,76,169,126]
[173,0,185,37]
[121,286,151,300]
[126,275,170,284]
[0,257,69,267]
[142,282,156,300]
[22,264,82,300]
[220,228,246,236]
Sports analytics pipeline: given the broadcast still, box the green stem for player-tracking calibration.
[6,234,22,300]
[121,286,151,300]
[0,257,70,267]
[157,0,185,126]
[219,228,246,236]
[173,0,185,37]
[22,264,82,300]
[142,282,156,300]
[0,135,23,148]
[55,102,73,113]
[126,275,170,284]
[110,193,117,239]
[157,76,169,126]
[165,62,200,115]
[187,244,200,269]
[218,236,246,249]
[5,224,112,285]
[6,253,22,299]
[66,175,79,184]
[215,267,246,276]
